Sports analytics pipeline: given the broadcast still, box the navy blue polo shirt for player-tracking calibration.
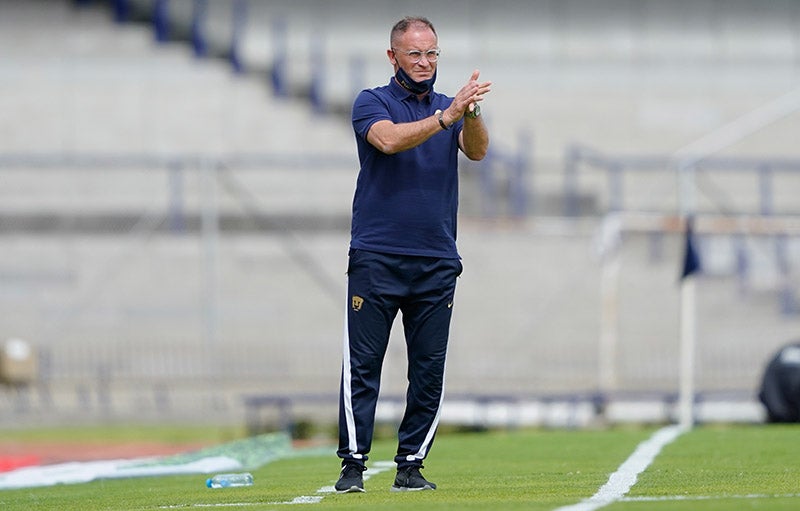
[350,78,464,259]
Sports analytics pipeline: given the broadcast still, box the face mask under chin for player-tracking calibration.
[395,67,437,95]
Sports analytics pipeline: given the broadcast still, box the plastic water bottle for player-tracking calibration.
[205,472,254,488]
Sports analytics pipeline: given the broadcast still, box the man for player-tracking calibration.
[335,16,491,493]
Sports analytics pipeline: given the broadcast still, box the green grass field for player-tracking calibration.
[1,424,799,511]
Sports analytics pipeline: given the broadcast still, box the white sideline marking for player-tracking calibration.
[621,493,800,502]
[553,425,684,511]
[160,504,261,508]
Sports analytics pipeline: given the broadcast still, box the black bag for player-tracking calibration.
[759,342,800,423]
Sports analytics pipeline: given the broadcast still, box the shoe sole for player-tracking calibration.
[336,486,366,494]
[390,484,435,492]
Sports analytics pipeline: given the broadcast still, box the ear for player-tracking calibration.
[387,48,397,66]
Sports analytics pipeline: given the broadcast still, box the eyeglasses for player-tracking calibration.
[392,47,440,64]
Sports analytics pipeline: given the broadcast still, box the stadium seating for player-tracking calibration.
[1,0,799,427]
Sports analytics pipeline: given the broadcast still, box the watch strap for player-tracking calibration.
[436,109,450,130]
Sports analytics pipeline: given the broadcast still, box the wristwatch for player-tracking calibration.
[465,103,481,119]
[435,109,452,130]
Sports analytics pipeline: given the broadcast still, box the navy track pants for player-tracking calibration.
[337,249,462,469]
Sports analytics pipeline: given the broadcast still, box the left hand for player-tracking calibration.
[444,69,492,124]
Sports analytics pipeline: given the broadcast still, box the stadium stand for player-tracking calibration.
[1,0,799,428]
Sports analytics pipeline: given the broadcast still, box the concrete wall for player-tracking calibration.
[1,1,799,426]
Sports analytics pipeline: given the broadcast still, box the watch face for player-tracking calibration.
[467,103,481,118]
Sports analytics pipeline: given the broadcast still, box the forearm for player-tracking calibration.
[366,114,446,155]
[460,116,489,161]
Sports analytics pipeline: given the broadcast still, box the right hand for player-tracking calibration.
[444,69,492,124]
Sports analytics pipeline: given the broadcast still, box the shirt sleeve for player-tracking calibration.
[352,90,392,139]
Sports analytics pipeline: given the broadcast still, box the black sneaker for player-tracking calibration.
[335,463,366,493]
[391,465,437,491]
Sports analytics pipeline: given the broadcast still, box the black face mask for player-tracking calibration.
[395,67,437,95]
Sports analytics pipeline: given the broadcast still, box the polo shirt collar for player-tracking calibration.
[388,77,433,104]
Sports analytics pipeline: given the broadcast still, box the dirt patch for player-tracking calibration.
[0,440,212,467]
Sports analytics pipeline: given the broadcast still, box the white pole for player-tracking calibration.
[598,243,621,397]
[676,159,696,430]
[678,275,696,430]
[597,215,622,400]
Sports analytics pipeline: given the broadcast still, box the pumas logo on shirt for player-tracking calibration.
[352,295,364,312]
